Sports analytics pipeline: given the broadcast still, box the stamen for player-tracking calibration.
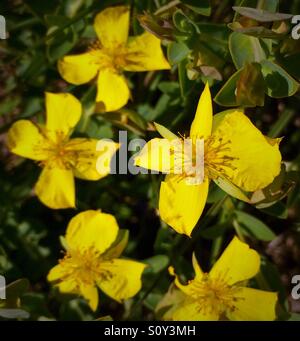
[58,247,113,288]
[188,274,242,318]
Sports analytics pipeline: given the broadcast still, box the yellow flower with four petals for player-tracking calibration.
[135,84,282,236]
[58,5,170,112]
[167,237,277,321]
[48,210,147,311]
[7,92,119,209]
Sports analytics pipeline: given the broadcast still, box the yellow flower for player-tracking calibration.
[7,92,119,209]
[58,5,170,112]
[168,237,277,321]
[135,84,282,236]
[47,210,147,311]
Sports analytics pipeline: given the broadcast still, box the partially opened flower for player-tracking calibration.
[135,84,282,236]
[168,236,277,321]
[47,210,147,311]
[7,92,119,209]
[58,5,170,112]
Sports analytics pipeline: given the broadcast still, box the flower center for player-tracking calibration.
[38,132,95,170]
[170,135,236,184]
[204,136,237,180]
[190,274,240,318]
[59,248,113,287]
[89,41,129,71]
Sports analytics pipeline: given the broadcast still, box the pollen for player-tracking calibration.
[58,247,112,287]
[37,131,95,170]
[204,136,237,180]
[190,274,241,317]
[169,133,237,185]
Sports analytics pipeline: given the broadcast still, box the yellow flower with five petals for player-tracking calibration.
[7,92,119,209]
[58,5,170,112]
[168,237,277,321]
[135,84,282,236]
[47,210,147,311]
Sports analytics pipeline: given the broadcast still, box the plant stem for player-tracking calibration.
[233,219,245,242]
[268,109,295,138]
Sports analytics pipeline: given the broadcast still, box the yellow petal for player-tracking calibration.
[227,287,277,321]
[35,167,75,209]
[209,237,260,285]
[159,175,209,236]
[47,264,65,282]
[98,259,146,302]
[190,83,213,139]
[58,279,77,293]
[96,69,130,112]
[58,52,99,85]
[7,120,48,160]
[80,284,99,312]
[45,92,82,138]
[94,6,130,48]
[192,253,203,280]
[172,299,219,321]
[95,140,120,177]
[65,210,119,254]
[134,138,179,173]
[124,32,170,71]
[169,266,200,297]
[212,110,282,192]
[66,138,119,180]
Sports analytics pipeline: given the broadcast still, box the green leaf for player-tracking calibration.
[198,224,228,240]
[144,255,169,274]
[214,177,250,202]
[260,258,287,302]
[260,60,299,98]
[228,23,286,39]
[233,0,279,21]
[251,164,297,208]
[278,53,300,82]
[3,279,30,309]
[144,293,162,311]
[214,69,242,106]
[138,13,175,41]
[47,33,76,61]
[178,59,193,98]
[180,0,211,16]
[260,201,288,219]
[190,24,230,68]
[236,62,265,106]
[232,7,293,22]
[229,32,267,69]
[235,211,276,241]
[167,41,190,64]
[173,10,196,34]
